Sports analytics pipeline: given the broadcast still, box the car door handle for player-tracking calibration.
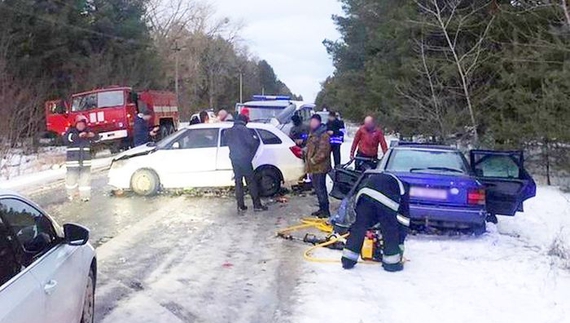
[44,280,58,295]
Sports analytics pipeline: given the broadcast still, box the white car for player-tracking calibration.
[108,122,306,196]
[0,191,96,323]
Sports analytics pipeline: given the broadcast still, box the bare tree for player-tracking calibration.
[413,0,495,145]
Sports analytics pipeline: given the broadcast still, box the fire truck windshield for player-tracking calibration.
[72,90,125,111]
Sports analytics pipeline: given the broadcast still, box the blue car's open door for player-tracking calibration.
[470,150,536,216]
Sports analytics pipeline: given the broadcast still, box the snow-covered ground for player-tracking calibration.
[0,155,112,191]
[292,186,570,323]
[0,146,66,180]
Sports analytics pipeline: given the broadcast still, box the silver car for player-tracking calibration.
[0,190,96,323]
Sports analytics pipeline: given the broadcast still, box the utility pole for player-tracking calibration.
[239,72,243,103]
[172,41,182,103]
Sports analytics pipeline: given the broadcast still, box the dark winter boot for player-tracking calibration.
[254,204,268,212]
[382,262,404,272]
[317,210,331,219]
[341,256,357,270]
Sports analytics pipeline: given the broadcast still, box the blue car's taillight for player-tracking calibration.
[468,189,486,205]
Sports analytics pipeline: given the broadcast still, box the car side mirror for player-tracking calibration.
[64,223,90,246]
[171,142,180,149]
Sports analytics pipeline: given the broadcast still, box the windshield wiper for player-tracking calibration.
[410,167,464,173]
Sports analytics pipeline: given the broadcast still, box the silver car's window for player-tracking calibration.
[0,218,19,287]
[0,199,58,266]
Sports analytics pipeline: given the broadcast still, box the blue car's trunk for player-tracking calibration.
[390,171,482,208]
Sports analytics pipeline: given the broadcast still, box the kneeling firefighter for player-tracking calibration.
[341,173,410,272]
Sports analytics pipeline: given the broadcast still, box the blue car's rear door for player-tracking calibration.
[470,150,536,216]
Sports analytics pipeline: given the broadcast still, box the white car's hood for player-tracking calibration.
[114,144,156,161]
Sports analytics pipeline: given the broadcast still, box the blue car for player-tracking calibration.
[330,144,536,233]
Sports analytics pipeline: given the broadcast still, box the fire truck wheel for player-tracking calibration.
[131,169,160,196]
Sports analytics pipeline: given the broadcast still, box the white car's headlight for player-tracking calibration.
[110,159,127,170]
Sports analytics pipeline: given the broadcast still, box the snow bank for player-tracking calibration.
[499,186,570,268]
[0,146,66,180]
[0,156,113,191]
[292,187,570,323]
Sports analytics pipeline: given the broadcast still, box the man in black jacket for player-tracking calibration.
[64,115,100,202]
[133,110,159,147]
[224,114,268,213]
[326,111,345,167]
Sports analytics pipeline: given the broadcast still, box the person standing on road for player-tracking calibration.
[350,116,388,170]
[217,109,234,122]
[64,115,99,202]
[326,111,345,167]
[199,110,210,124]
[240,107,251,122]
[341,173,410,272]
[289,114,309,147]
[306,114,332,218]
[133,110,159,147]
[225,114,268,213]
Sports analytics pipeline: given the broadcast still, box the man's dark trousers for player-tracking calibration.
[331,144,341,167]
[312,173,329,214]
[232,160,262,208]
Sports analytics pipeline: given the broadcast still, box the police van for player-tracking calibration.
[236,95,315,134]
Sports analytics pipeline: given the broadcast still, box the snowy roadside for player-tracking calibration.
[0,156,113,192]
[291,186,570,323]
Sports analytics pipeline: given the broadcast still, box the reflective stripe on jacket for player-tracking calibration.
[64,128,99,168]
[327,119,345,145]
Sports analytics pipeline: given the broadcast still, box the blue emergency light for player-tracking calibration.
[252,95,291,101]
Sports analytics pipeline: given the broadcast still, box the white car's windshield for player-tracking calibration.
[72,90,125,111]
[386,149,470,174]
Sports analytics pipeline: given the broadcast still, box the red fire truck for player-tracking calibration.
[45,86,179,151]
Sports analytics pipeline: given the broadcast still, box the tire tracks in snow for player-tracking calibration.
[95,197,305,323]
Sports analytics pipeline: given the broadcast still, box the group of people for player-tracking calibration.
[64,108,410,272]
[289,112,390,219]
[290,112,409,272]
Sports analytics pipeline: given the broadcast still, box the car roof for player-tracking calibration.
[242,100,292,108]
[185,122,279,131]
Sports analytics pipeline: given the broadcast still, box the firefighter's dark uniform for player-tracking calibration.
[342,173,410,272]
[64,127,99,200]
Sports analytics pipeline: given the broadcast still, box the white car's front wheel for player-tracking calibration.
[131,169,160,196]
[80,268,95,323]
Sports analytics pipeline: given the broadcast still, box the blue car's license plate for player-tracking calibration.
[410,187,448,200]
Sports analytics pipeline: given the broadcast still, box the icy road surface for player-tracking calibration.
[29,172,570,323]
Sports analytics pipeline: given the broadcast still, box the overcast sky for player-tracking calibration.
[211,0,344,102]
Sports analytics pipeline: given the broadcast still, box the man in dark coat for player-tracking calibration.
[326,111,345,167]
[305,114,332,218]
[64,115,100,201]
[133,110,159,147]
[224,114,268,213]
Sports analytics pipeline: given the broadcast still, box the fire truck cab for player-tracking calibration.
[45,86,179,151]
